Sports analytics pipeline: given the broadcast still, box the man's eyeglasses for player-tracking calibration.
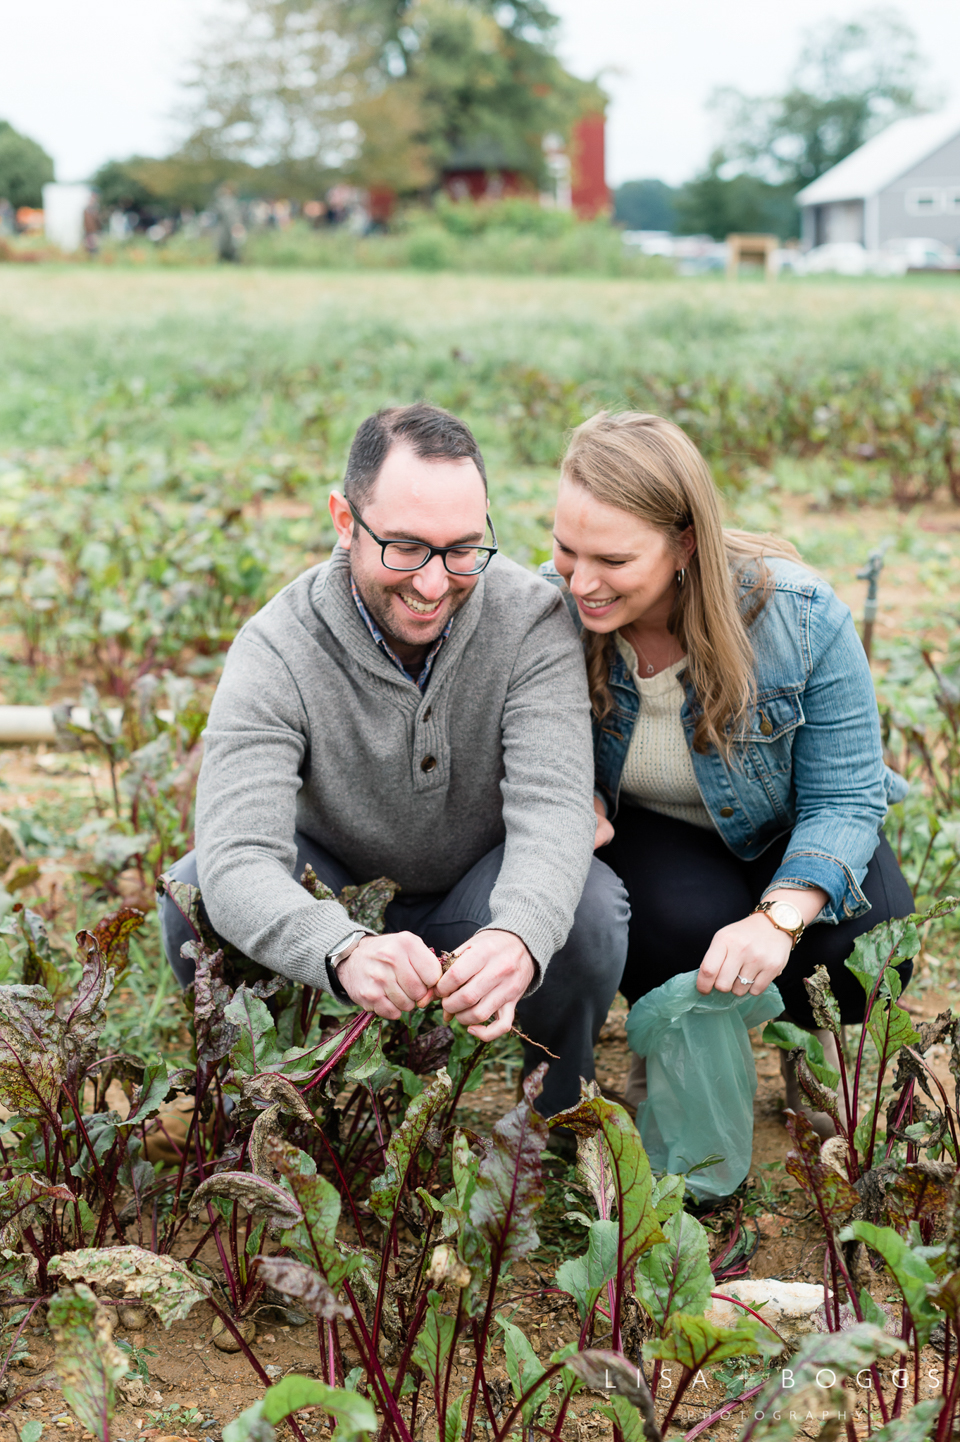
[348,502,498,576]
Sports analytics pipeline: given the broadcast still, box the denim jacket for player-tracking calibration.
[540,557,908,924]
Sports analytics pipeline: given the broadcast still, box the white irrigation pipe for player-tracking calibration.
[0,705,172,744]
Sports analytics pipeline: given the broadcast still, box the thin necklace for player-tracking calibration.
[624,624,678,677]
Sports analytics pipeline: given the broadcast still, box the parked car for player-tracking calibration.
[880,236,960,271]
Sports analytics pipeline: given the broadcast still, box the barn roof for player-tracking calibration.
[796,107,960,206]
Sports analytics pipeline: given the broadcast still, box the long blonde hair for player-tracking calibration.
[561,411,802,758]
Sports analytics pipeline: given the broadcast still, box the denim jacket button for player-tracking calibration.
[759,716,773,736]
[719,806,734,817]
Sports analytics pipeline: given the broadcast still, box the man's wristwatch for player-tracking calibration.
[325,930,369,1001]
[752,899,805,949]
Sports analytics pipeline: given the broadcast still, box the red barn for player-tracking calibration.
[440,113,609,214]
[569,113,610,218]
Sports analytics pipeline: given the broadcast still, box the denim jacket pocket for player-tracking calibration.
[740,692,804,780]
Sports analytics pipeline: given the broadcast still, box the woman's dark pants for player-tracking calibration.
[600,805,915,1026]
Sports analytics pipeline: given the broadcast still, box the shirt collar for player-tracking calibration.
[350,577,452,692]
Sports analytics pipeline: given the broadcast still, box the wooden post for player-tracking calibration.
[726,233,779,279]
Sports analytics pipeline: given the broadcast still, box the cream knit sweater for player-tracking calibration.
[615,634,715,830]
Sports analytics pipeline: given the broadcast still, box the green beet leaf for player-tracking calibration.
[643,1312,782,1369]
[561,1350,648,1406]
[930,1270,960,1322]
[762,1020,840,1089]
[340,1022,386,1086]
[270,1137,369,1288]
[225,987,285,1076]
[48,1283,127,1442]
[496,1313,549,1426]
[555,1218,618,1322]
[410,1291,456,1391]
[262,1374,377,1442]
[745,1322,904,1441]
[845,913,921,1002]
[469,1065,550,1268]
[125,1055,169,1123]
[550,1090,665,1271]
[634,1209,714,1329]
[651,1172,685,1223]
[867,999,921,1065]
[222,1401,275,1442]
[840,1220,941,1346]
[443,1393,464,1442]
[369,1067,452,1222]
[419,1127,481,1240]
[597,1394,645,1442]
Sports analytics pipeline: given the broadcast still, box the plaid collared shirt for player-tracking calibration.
[350,578,452,692]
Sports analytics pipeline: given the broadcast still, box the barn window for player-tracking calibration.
[905,187,942,215]
[943,188,960,215]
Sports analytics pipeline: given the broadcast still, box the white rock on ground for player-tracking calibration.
[705,1280,829,1340]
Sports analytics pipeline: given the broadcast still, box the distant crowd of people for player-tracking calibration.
[33,182,384,262]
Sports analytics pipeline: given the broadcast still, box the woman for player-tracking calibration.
[543,411,913,1131]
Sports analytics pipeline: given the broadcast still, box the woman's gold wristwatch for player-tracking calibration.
[752,899,805,948]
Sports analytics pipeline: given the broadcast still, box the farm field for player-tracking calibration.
[1,266,960,1442]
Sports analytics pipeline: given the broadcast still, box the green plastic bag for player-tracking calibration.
[625,971,784,1202]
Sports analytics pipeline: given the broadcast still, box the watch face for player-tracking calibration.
[769,900,803,932]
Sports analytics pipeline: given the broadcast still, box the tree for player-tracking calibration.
[177,0,601,194]
[613,179,676,231]
[674,155,799,239]
[710,6,924,188]
[0,121,54,208]
[90,158,164,213]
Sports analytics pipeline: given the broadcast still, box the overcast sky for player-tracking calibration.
[2,0,959,188]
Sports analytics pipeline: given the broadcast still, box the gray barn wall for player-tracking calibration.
[800,200,864,247]
[877,130,960,250]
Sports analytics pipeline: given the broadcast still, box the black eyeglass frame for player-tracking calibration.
[348,501,498,575]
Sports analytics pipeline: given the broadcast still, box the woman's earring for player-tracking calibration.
[676,568,686,587]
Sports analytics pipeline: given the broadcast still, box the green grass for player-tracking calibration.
[4,269,960,453]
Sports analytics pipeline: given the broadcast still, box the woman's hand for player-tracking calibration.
[593,794,614,850]
[696,913,792,996]
[697,886,829,997]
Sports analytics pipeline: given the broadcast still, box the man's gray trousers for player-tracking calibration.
[159,835,629,1118]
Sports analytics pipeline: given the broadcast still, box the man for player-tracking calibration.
[161,403,628,1118]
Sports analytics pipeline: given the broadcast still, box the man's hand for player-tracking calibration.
[593,794,614,850]
[435,929,535,1041]
[336,932,442,1020]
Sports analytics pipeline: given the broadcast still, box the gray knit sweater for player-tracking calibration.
[195,547,596,992]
